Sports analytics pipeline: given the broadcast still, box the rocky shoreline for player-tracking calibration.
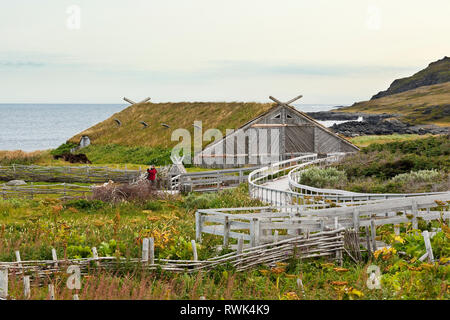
[307,111,449,137]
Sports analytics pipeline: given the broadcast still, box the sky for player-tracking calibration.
[0,0,449,104]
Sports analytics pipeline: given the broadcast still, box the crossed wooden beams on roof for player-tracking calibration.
[269,95,303,107]
[117,97,152,128]
[123,97,151,105]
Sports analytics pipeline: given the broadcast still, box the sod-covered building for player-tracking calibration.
[194,97,359,168]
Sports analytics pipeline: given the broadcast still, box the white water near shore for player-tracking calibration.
[0,103,357,151]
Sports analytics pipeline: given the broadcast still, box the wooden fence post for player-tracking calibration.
[411,199,419,230]
[92,247,99,266]
[48,284,55,300]
[195,211,202,242]
[223,216,230,248]
[274,230,279,243]
[142,238,149,264]
[365,226,372,253]
[250,218,256,247]
[15,250,23,274]
[191,240,198,261]
[149,237,155,265]
[52,248,58,269]
[422,231,434,262]
[394,225,400,235]
[23,275,31,299]
[370,219,377,252]
[352,208,360,231]
[0,268,7,299]
[237,236,244,255]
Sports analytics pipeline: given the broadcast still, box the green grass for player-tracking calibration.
[349,134,435,148]
[79,144,173,166]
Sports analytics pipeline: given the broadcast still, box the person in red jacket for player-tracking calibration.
[146,165,157,187]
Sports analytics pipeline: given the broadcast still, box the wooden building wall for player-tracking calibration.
[194,105,359,168]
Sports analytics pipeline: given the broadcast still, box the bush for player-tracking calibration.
[299,167,347,189]
[391,169,441,184]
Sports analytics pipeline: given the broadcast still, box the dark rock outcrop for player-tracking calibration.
[330,118,449,137]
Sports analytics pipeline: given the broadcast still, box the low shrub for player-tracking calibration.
[299,167,347,189]
[391,169,441,184]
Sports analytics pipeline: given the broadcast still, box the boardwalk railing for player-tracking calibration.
[248,152,447,206]
[172,166,260,193]
[196,193,450,248]
[288,161,446,201]
[0,164,140,184]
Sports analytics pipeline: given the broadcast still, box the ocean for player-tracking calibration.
[0,103,349,152]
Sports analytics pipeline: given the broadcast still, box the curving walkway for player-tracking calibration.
[249,153,448,207]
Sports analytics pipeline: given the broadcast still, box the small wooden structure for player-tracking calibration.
[194,95,359,168]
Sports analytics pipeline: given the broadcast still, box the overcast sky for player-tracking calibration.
[0,0,449,104]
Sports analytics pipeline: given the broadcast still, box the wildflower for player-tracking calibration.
[270,267,286,274]
[393,235,405,244]
[282,291,300,300]
[333,267,349,273]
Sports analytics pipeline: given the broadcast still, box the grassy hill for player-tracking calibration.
[66,102,274,165]
[337,82,450,126]
[372,56,450,99]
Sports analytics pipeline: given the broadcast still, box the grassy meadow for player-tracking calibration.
[1,185,449,300]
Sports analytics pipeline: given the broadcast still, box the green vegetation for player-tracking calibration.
[50,142,78,156]
[299,167,347,189]
[79,144,173,166]
[1,191,449,300]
